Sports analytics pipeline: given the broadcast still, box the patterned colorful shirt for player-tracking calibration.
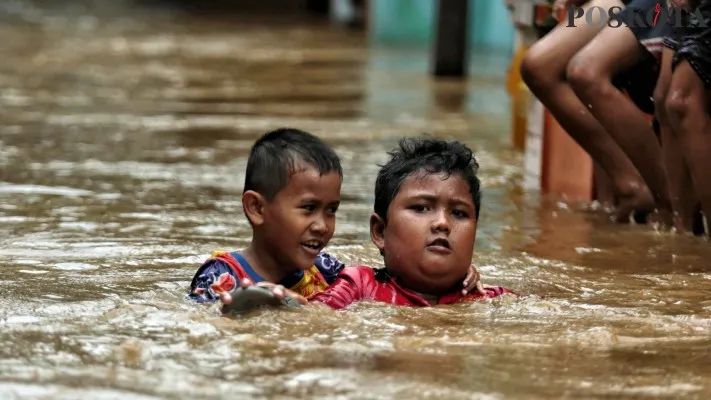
[187,251,345,303]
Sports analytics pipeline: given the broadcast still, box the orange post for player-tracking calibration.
[541,110,594,201]
[508,45,530,150]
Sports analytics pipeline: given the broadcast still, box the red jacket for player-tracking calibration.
[311,266,515,310]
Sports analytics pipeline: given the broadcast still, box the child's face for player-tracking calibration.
[260,165,341,271]
[371,170,477,294]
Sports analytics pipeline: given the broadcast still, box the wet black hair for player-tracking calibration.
[244,128,342,200]
[374,137,481,222]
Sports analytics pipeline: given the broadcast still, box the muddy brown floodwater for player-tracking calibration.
[1,1,711,399]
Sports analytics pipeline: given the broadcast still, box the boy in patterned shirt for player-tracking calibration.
[187,128,345,303]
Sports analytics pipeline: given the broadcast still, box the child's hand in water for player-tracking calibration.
[219,278,308,306]
[462,264,487,295]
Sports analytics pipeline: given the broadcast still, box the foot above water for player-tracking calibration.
[614,186,656,224]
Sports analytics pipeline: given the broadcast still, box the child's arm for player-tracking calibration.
[309,268,366,310]
[186,259,238,303]
[227,267,368,310]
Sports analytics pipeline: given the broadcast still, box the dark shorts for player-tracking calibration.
[612,57,658,114]
[664,1,711,87]
[615,0,673,59]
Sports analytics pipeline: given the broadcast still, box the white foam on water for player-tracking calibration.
[120,213,162,220]
[0,383,161,400]
[52,263,98,271]
[4,315,41,324]
[0,183,93,196]
[193,224,232,235]
[152,256,203,264]
[58,222,99,231]
[14,259,42,265]
[95,193,122,200]
[0,216,28,223]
